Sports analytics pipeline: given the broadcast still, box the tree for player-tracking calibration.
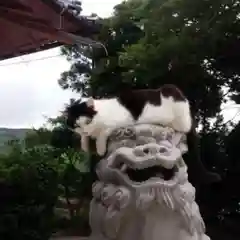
[0,145,60,240]
[24,128,52,148]
[59,0,240,126]
[58,0,240,238]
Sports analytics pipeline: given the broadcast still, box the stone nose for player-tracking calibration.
[134,143,172,157]
[141,145,170,155]
[142,148,150,154]
[158,146,169,154]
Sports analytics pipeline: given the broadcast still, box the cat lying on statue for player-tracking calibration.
[67,84,191,152]
[66,84,220,185]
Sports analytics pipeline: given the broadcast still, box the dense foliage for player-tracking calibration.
[0,126,92,239]
[59,0,240,239]
[0,144,59,239]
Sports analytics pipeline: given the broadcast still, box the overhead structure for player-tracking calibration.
[0,0,102,61]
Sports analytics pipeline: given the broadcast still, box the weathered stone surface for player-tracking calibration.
[88,124,210,240]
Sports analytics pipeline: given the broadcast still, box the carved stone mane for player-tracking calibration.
[88,124,210,240]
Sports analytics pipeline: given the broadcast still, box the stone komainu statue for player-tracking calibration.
[88,124,211,240]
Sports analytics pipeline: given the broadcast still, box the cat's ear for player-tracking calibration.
[86,97,94,108]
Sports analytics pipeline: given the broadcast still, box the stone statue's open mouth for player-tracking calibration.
[114,162,178,183]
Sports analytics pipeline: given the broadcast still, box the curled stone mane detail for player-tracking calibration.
[88,124,211,240]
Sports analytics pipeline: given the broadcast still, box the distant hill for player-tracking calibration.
[0,128,31,152]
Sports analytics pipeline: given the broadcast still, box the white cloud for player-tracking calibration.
[0,0,122,128]
[0,48,79,128]
[81,0,121,17]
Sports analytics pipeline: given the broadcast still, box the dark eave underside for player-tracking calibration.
[0,0,101,61]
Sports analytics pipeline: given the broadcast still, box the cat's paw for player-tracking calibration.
[81,135,89,152]
[96,142,106,156]
[97,147,106,156]
[96,137,107,156]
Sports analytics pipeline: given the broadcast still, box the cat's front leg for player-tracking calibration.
[95,128,113,156]
[96,135,106,156]
[74,127,89,152]
[81,135,89,152]
[83,122,102,137]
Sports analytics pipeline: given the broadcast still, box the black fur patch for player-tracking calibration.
[117,84,186,120]
[66,84,186,126]
[66,100,97,128]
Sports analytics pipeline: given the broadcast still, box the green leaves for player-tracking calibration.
[0,144,60,239]
[58,0,240,125]
[58,148,90,173]
[57,0,240,229]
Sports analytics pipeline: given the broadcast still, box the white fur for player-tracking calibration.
[77,98,135,137]
[76,98,135,155]
[77,95,192,156]
[137,94,192,132]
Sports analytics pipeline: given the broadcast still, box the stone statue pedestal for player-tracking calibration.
[87,124,210,240]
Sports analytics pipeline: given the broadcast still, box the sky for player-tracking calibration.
[0,0,122,129]
[0,0,239,129]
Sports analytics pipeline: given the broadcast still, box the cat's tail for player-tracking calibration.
[185,122,221,185]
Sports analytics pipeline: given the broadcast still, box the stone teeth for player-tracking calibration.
[120,164,127,172]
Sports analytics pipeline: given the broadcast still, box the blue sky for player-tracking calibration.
[0,0,238,128]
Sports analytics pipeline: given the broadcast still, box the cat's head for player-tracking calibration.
[66,97,97,130]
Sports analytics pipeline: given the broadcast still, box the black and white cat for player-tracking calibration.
[66,84,221,185]
[66,84,192,154]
